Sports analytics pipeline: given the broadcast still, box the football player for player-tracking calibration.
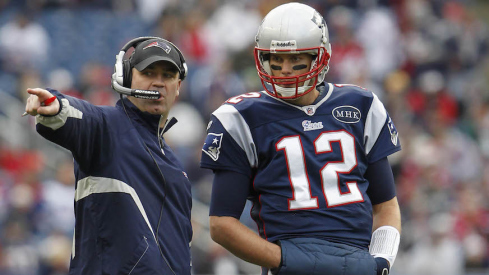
[201,3,401,275]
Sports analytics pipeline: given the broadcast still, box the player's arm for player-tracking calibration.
[210,216,281,268]
[208,170,281,269]
[366,157,401,275]
[372,197,401,232]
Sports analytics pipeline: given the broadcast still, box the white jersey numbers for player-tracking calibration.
[277,130,364,210]
[226,92,261,104]
[316,131,363,207]
[277,136,319,210]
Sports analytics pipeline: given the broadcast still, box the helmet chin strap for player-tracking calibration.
[274,84,313,98]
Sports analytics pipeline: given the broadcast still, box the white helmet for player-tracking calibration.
[254,2,332,99]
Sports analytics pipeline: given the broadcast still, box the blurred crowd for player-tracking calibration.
[0,0,488,274]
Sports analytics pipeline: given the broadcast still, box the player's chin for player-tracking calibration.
[276,83,294,88]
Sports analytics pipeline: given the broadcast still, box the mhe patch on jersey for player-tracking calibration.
[332,106,361,123]
[202,133,223,161]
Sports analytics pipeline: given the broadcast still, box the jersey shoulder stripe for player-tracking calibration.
[213,104,258,167]
[364,93,387,155]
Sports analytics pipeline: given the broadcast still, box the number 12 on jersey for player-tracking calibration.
[276,130,364,210]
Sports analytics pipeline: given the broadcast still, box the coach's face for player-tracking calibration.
[129,60,181,117]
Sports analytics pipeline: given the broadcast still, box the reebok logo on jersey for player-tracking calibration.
[302,120,323,131]
[202,133,223,161]
[332,106,361,123]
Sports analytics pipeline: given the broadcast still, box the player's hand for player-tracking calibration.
[24,88,60,116]
[375,257,390,275]
[270,241,283,275]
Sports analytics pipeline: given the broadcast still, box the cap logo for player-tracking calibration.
[143,41,171,54]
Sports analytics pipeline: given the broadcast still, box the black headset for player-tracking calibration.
[111,36,188,99]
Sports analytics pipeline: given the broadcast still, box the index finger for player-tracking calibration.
[27,88,50,96]
[27,88,52,101]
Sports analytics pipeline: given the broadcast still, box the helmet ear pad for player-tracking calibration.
[123,60,133,88]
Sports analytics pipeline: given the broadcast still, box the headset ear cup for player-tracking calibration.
[123,60,133,88]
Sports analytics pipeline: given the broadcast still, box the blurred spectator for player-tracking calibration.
[404,213,464,275]
[327,6,368,85]
[356,6,402,84]
[17,69,44,101]
[135,0,170,24]
[1,217,40,275]
[0,11,49,73]
[38,232,71,275]
[166,101,206,172]
[203,1,261,66]
[38,159,75,237]
[47,68,77,95]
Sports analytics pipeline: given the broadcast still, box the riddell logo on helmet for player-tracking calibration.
[271,40,297,49]
[276,42,293,47]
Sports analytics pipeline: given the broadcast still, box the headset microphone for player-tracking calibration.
[111,74,160,99]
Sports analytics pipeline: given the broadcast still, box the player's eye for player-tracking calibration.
[291,56,301,62]
[271,55,282,62]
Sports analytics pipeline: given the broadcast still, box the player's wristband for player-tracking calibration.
[369,226,400,268]
[375,257,390,275]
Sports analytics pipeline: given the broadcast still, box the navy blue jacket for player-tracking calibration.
[36,90,192,275]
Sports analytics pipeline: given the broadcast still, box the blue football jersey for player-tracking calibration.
[201,83,401,249]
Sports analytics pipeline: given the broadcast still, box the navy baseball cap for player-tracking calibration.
[130,38,184,76]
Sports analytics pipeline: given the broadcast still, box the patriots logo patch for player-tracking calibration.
[143,41,171,54]
[202,133,223,161]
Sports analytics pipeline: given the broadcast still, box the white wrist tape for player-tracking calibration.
[369,225,400,267]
